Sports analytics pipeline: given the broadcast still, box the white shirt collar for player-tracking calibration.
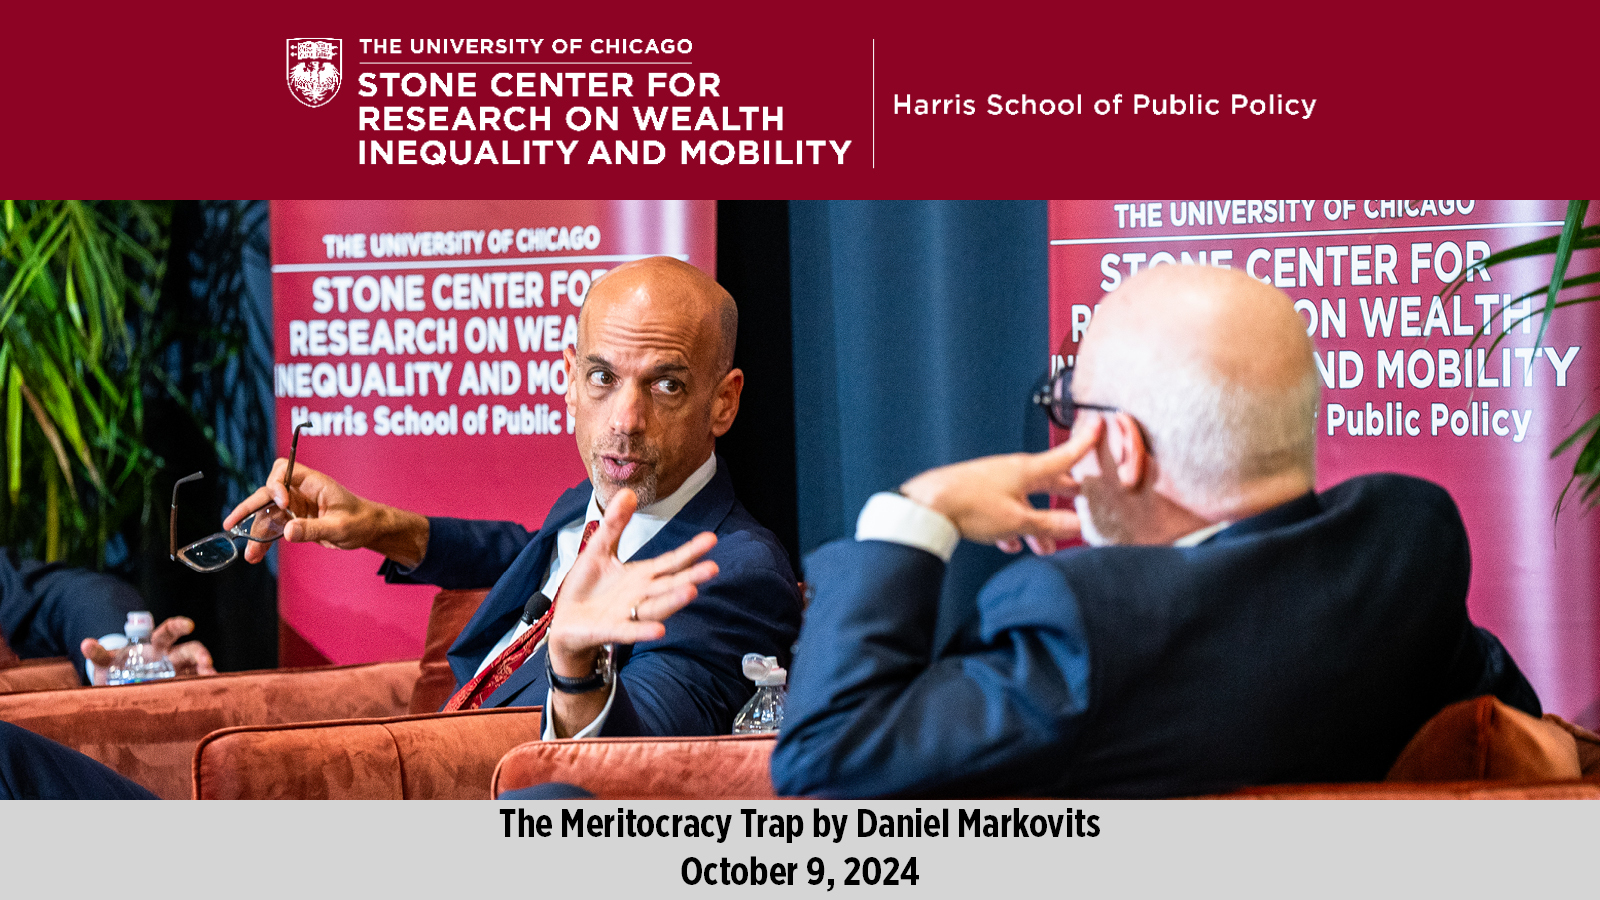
[580,453,718,561]
[1173,520,1230,547]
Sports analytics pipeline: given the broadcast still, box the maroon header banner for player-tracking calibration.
[10,3,1600,197]
[271,200,715,664]
[1049,200,1600,719]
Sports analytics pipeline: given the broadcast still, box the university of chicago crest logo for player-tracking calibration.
[287,38,341,108]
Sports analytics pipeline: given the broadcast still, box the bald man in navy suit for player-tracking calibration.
[0,258,799,798]
[243,255,802,739]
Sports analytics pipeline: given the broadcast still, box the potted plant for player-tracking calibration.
[0,200,169,565]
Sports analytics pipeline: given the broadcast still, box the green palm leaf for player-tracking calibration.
[0,200,170,562]
[1448,201,1600,514]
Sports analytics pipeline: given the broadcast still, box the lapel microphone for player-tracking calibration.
[521,591,553,625]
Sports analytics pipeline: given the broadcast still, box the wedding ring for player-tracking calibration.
[630,606,639,621]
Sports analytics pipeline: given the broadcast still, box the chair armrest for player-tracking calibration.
[0,660,419,799]
[1385,695,1581,782]
[1205,696,1598,799]
[1209,780,1600,799]
[0,657,81,694]
[1543,713,1600,777]
[411,588,490,713]
[193,706,545,799]
[492,734,778,799]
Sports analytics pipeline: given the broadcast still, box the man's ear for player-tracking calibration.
[1107,411,1148,489]
[562,347,578,410]
[710,368,744,437]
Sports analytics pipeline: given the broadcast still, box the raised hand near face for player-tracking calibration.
[898,414,1104,556]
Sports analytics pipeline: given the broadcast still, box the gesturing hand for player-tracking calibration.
[81,617,217,685]
[899,414,1104,555]
[546,488,720,674]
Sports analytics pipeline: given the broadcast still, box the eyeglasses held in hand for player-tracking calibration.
[170,423,305,573]
[1031,366,1121,430]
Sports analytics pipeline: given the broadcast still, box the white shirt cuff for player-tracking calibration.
[855,491,961,562]
[541,677,619,740]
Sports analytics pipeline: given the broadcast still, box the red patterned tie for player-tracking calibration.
[443,519,600,711]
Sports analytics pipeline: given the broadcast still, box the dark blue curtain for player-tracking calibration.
[789,201,1049,646]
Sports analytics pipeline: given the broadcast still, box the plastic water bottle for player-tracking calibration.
[106,612,176,686]
[732,653,786,735]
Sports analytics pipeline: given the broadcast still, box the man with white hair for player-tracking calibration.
[772,264,1539,799]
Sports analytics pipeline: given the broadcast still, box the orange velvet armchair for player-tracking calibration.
[0,657,82,694]
[0,625,82,693]
[0,587,488,799]
[191,705,546,799]
[490,696,1600,800]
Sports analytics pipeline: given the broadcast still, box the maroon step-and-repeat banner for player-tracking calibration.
[1049,200,1600,719]
[270,200,715,664]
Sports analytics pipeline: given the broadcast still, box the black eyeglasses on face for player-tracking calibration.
[1031,366,1121,429]
[170,423,305,573]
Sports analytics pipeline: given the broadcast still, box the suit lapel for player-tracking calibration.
[631,458,735,564]
[446,481,592,690]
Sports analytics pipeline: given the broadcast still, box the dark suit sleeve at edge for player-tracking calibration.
[772,539,1092,799]
[376,516,536,590]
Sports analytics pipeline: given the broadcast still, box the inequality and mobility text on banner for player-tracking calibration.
[1048,200,1600,720]
[270,200,715,664]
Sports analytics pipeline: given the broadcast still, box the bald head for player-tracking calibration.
[1075,265,1318,512]
[1081,265,1313,394]
[565,256,743,507]
[582,256,738,375]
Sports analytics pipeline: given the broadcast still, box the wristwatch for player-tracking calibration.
[546,643,615,694]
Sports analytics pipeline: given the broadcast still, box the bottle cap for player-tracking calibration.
[125,611,154,640]
[741,653,786,686]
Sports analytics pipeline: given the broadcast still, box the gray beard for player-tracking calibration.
[591,461,660,508]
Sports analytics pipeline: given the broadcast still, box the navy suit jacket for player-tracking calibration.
[773,474,1540,798]
[383,458,802,736]
[0,550,142,679]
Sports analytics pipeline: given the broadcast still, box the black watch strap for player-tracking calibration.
[545,649,611,694]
